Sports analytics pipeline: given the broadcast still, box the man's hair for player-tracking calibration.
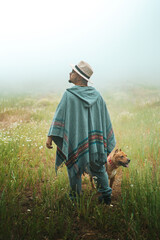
[80,77,88,86]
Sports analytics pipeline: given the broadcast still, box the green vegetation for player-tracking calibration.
[0,86,160,240]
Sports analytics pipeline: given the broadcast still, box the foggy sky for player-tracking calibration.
[0,0,160,93]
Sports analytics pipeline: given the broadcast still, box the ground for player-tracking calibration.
[75,169,123,240]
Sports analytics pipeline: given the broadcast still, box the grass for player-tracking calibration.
[0,85,160,240]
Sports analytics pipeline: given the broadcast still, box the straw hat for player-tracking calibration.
[70,61,93,84]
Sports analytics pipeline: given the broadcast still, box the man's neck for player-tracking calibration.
[74,82,88,87]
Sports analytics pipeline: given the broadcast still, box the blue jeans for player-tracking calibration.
[67,164,112,200]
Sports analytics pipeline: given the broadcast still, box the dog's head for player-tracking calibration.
[113,149,130,168]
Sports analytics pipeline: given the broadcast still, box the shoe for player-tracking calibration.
[98,195,111,205]
[68,191,81,202]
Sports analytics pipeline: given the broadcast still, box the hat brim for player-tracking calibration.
[70,64,93,84]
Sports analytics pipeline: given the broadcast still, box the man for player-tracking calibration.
[46,61,116,205]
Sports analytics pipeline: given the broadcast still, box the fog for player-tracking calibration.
[0,0,160,94]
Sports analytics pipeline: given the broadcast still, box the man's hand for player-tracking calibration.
[46,136,53,149]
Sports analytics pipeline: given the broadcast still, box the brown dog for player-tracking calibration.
[90,149,130,188]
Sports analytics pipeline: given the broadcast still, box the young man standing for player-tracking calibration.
[46,61,116,205]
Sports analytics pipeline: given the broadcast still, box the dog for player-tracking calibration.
[90,149,130,189]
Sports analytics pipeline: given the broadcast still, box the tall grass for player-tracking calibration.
[0,86,160,239]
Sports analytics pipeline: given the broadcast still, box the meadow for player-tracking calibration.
[0,85,160,240]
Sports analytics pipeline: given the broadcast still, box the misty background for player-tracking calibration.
[0,0,160,94]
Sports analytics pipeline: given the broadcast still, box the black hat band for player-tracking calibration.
[75,65,90,79]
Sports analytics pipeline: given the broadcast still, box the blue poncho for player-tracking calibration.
[48,86,116,177]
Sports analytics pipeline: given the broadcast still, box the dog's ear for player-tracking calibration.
[115,149,119,153]
[113,149,119,157]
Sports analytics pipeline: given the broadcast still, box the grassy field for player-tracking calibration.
[0,85,160,240]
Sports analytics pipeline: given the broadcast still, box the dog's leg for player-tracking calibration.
[110,176,115,188]
[90,176,96,189]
